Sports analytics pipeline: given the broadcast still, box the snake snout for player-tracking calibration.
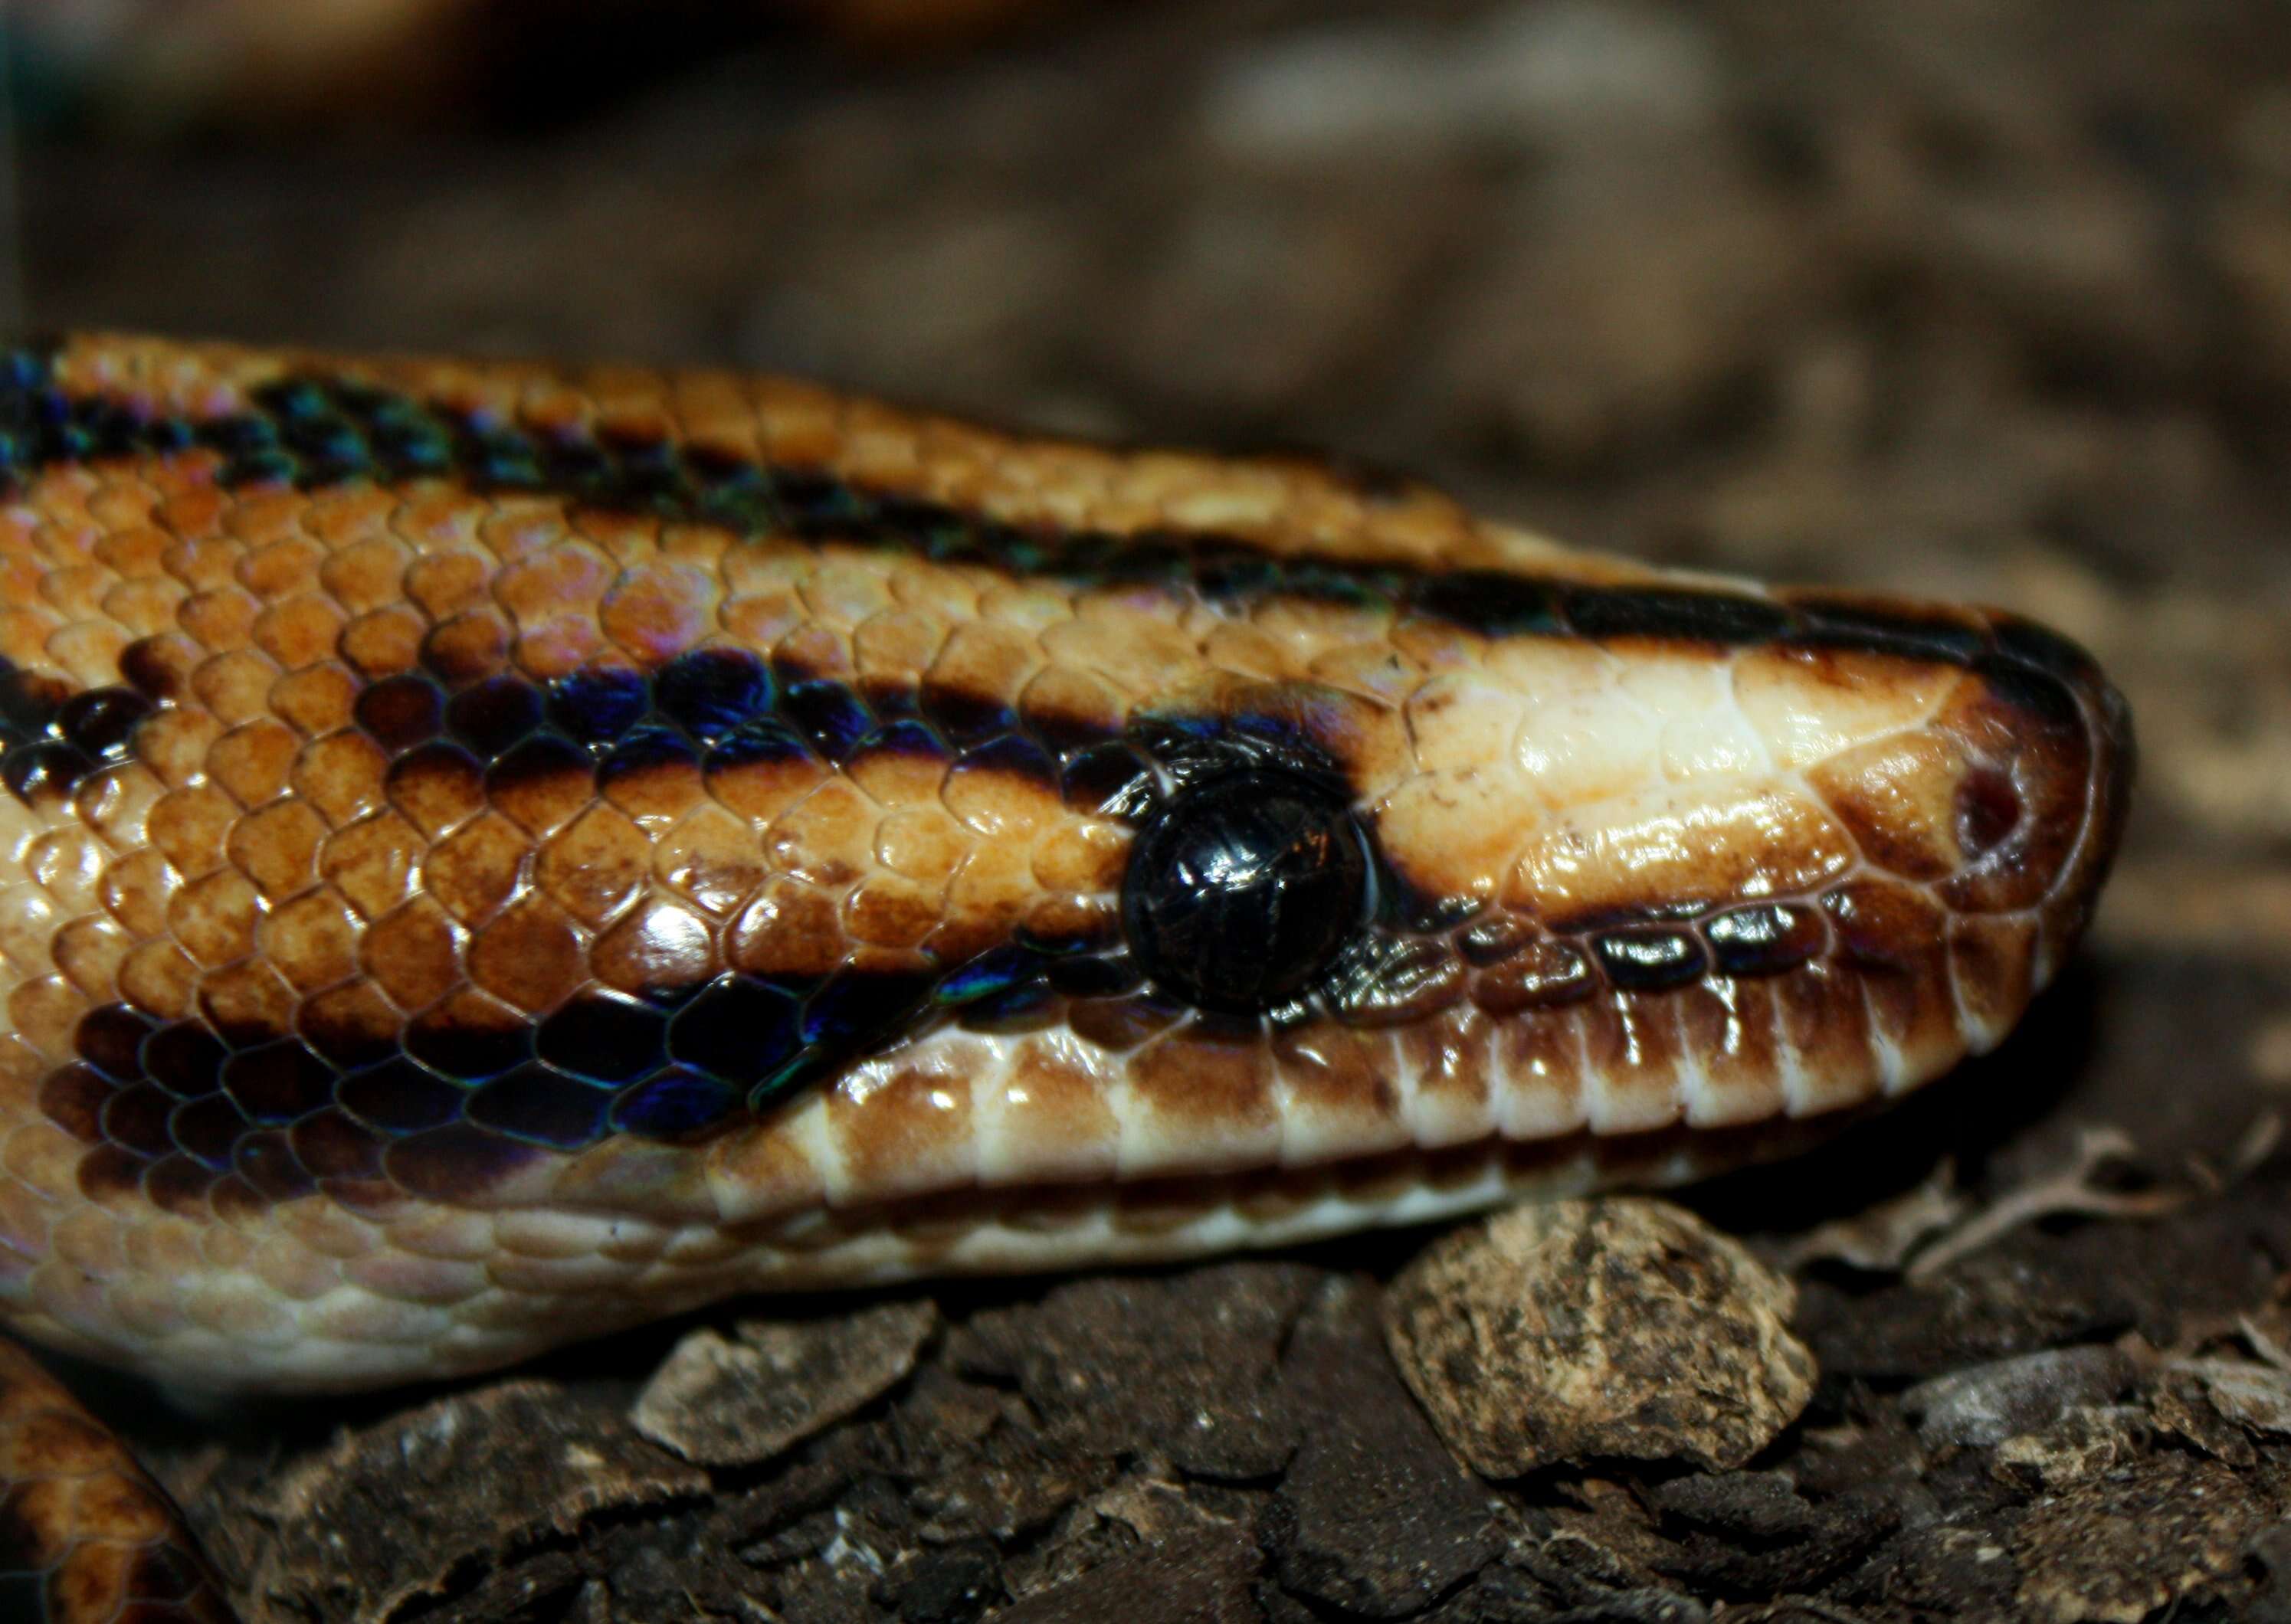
[1975,614,2135,981]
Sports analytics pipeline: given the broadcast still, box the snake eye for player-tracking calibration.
[1120,769,1371,1013]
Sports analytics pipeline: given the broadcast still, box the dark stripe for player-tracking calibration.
[0,349,2094,673]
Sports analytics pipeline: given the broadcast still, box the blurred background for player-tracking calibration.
[4,0,2290,1173]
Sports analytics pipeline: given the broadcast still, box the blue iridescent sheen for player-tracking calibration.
[535,994,670,1083]
[598,723,699,785]
[339,1059,468,1135]
[468,1066,615,1149]
[653,647,775,742]
[798,971,938,1049]
[611,1066,739,1137]
[402,1011,529,1082]
[667,975,805,1079]
[704,718,813,774]
[220,1042,335,1124]
[934,944,1044,1006]
[782,678,874,758]
[549,667,651,745]
[447,675,547,757]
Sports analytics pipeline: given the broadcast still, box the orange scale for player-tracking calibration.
[177,584,262,654]
[44,618,133,689]
[166,869,260,968]
[320,810,421,922]
[304,484,401,551]
[267,661,361,737]
[24,828,107,911]
[219,489,311,551]
[492,543,614,624]
[590,895,717,995]
[50,916,129,1001]
[235,533,326,599]
[828,1060,976,1203]
[259,890,364,994]
[37,562,111,620]
[161,530,238,592]
[717,591,808,653]
[7,975,84,1067]
[137,705,225,793]
[113,941,197,1022]
[188,646,281,729]
[196,957,298,1036]
[423,609,514,685]
[844,742,947,810]
[97,848,175,940]
[874,806,969,886]
[359,898,463,1012]
[227,799,328,901]
[206,717,300,805]
[291,730,389,827]
[402,551,496,621]
[511,616,608,680]
[852,608,949,680]
[536,804,651,928]
[423,813,531,927]
[843,875,947,951]
[316,543,418,632]
[727,880,847,980]
[101,570,192,635]
[339,605,426,679]
[384,742,487,840]
[466,895,590,1017]
[392,490,489,558]
[0,882,63,974]
[297,979,400,1062]
[766,781,880,890]
[652,805,768,918]
[598,558,715,663]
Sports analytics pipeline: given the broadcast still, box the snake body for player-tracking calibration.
[0,335,2130,1620]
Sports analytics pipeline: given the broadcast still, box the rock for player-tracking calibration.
[2171,1357,2291,1436]
[1900,1346,2135,1449]
[1265,1279,1501,1616]
[631,1299,938,1466]
[2014,1454,2271,1623]
[1993,1406,2150,1491]
[1383,1198,1817,1476]
[234,1380,704,1622]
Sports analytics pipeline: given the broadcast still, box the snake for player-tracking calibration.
[0,333,2130,1622]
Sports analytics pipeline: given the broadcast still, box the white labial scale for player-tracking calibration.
[1864,977,1913,1098]
[1671,990,1722,1128]
[1772,1003,1819,1120]
[1399,1014,1497,1149]
[1271,1029,1411,1170]
[1493,1006,1590,1141]
[1588,993,1691,1137]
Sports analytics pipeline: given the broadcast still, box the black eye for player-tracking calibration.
[1120,770,1371,1013]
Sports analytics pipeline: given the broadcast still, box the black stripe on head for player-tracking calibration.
[0,352,2052,669]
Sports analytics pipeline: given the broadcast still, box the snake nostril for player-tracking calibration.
[1954,765,2023,859]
